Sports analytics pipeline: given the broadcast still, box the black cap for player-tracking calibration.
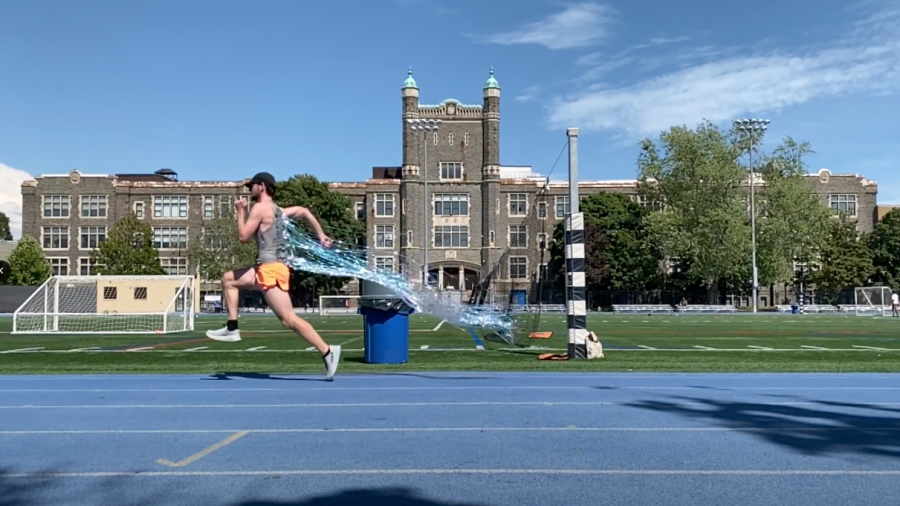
[245,172,276,188]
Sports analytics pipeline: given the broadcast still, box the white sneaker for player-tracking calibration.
[323,345,341,380]
[206,327,242,342]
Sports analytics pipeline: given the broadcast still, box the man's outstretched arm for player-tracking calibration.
[283,206,328,240]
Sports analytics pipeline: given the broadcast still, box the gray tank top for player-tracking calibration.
[254,202,286,264]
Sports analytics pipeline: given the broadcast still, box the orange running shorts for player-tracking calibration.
[255,262,291,291]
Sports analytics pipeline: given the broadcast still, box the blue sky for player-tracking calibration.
[1,0,899,237]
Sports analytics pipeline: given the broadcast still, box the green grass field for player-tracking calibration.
[1,312,899,374]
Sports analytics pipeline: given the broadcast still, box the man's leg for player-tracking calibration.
[263,285,341,380]
[206,267,258,342]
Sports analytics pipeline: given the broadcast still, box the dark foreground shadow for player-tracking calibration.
[627,396,900,459]
[0,470,492,506]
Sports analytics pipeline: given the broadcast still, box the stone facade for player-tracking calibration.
[20,168,250,310]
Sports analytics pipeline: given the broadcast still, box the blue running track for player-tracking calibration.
[2,372,900,506]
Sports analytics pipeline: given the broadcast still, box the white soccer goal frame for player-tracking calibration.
[318,295,361,316]
[12,275,196,334]
[853,286,894,317]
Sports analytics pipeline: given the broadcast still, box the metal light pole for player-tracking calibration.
[733,118,769,313]
[406,118,441,287]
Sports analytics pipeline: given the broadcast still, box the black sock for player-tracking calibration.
[227,320,238,331]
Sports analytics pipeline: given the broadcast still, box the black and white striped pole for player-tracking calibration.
[565,127,588,359]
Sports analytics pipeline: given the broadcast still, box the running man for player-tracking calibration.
[206,172,341,379]
[892,291,899,317]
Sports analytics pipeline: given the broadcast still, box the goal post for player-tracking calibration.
[854,286,893,317]
[318,295,361,316]
[12,275,196,334]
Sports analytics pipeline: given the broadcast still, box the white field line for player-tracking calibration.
[0,347,44,354]
[5,469,900,478]
[4,401,900,410]
[3,426,899,435]
[2,347,899,354]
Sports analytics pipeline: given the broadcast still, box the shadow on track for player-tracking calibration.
[0,471,492,506]
[626,396,900,458]
[204,371,497,381]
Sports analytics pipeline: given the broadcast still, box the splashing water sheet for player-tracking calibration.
[280,218,519,344]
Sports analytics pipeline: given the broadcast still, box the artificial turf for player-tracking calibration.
[1,312,899,374]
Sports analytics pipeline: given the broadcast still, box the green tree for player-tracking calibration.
[0,212,12,240]
[6,236,51,285]
[546,193,662,299]
[90,213,166,275]
[188,208,257,282]
[868,208,900,292]
[754,138,832,288]
[274,174,366,304]
[637,121,750,302]
[810,216,875,302]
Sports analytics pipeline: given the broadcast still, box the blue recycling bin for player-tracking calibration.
[791,305,799,314]
[359,280,414,364]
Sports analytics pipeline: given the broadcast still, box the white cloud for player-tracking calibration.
[516,85,542,102]
[0,163,32,240]
[476,3,615,50]
[547,4,900,139]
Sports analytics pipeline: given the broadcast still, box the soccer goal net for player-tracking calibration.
[318,295,360,316]
[854,286,893,317]
[12,275,195,334]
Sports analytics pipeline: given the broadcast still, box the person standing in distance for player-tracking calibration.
[206,172,341,379]
[892,291,899,317]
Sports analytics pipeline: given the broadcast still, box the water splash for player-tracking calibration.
[279,218,519,343]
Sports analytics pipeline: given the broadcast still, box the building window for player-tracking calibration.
[489,230,495,246]
[433,132,438,145]
[219,195,232,217]
[538,233,548,250]
[434,225,468,248]
[103,287,117,300]
[509,257,528,279]
[80,195,107,218]
[407,230,413,247]
[537,201,547,219]
[47,257,68,276]
[133,201,144,219]
[375,225,394,248]
[43,195,70,218]
[434,194,469,216]
[356,201,365,220]
[375,256,395,273]
[203,196,215,218]
[79,226,106,250]
[509,194,527,216]
[134,287,148,300]
[42,227,69,249]
[830,194,857,216]
[153,227,188,250]
[556,196,570,218]
[464,133,470,145]
[509,225,527,248]
[154,195,188,218]
[79,257,100,276]
[375,194,395,217]
[160,257,188,275]
[440,162,463,180]
[448,133,454,145]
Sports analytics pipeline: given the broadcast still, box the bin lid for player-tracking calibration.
[360,279,400,299]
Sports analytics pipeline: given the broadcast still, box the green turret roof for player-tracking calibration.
[484,67,499,89]
[403,67,418,89]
